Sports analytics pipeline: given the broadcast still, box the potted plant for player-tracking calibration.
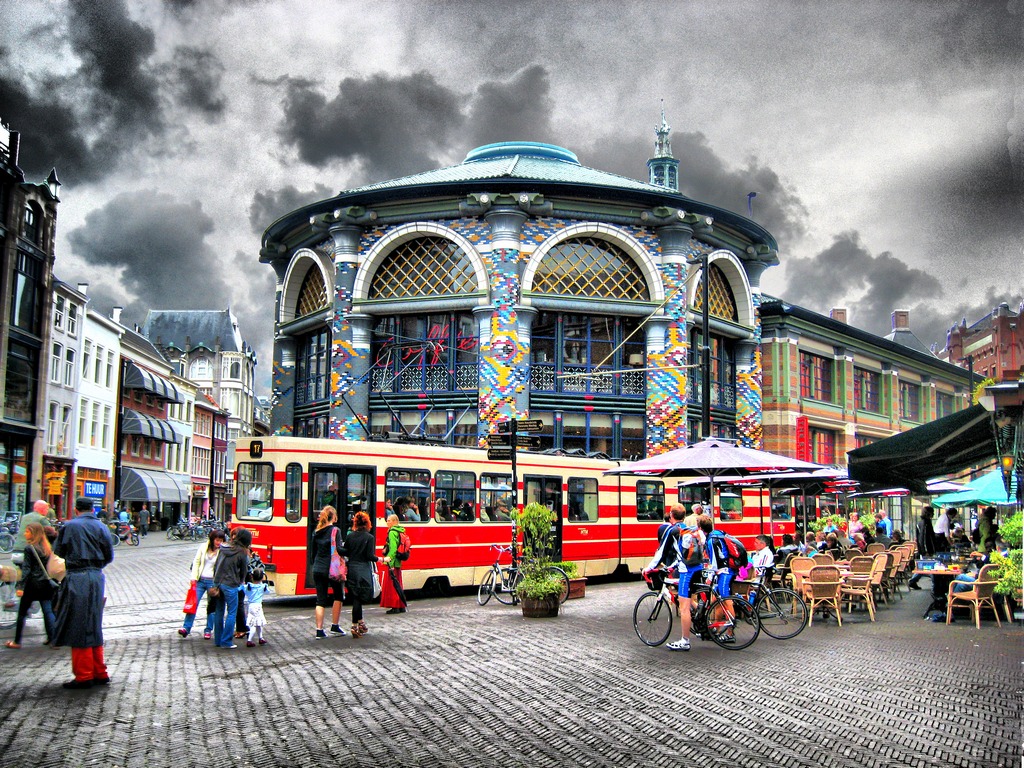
[515,503,562,617]
[991,511,1022,621]
[552,560,586,599]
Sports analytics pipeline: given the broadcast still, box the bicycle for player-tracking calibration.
[0,565,19,630]
[743,573,808,640]
[0,530,14,554]
[633,568,760,650]
[110,522,140,547]
[477,544,570,606]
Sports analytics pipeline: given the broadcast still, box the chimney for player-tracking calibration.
[77,282,89,295]
[891,310,910,331]
[829,307,848,324]
[9,130,20,168]
[111,306,123,323]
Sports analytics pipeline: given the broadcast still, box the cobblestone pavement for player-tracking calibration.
[1,536,1021,768]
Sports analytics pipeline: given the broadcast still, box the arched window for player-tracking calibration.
[693,263,738,321]
[23,205,40,244]
[533,238,649,300]
[190,357,210,379]
[296,267,328,318]
[369,237,476,299]
[229,361,241,379]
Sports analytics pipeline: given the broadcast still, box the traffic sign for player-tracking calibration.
[487,434,511,447]
[516,435,542,449]
[517,419,544,433]
[487,447,513,461]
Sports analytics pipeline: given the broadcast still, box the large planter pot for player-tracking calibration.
[567,577,587,600]
[521,595,560,618]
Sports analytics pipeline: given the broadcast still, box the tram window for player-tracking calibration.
[385,468,430,523]
[435,470,475,522]
[770,498,791,521]
[481,473,514,523]
[567,477,598,522]
[719,493,743,521]
[236,462,273,521]
[636,481,664,521]
[284,463,302,523]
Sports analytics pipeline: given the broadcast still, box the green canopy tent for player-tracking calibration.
[932,468,1019,507]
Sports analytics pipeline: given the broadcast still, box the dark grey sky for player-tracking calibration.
[2,0,1020,389]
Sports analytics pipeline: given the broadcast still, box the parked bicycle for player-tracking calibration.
[477,544,570,606]
[742,573,808,640]
[633,568,760,650]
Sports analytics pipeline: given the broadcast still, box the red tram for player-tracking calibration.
[231,436,795,596]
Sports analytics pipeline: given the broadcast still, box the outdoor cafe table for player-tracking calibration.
[913,568,961,618]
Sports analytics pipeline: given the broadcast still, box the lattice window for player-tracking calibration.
[692,263,737,321]
[533,238,649,300]
[369,237,477,299]
[296,267,328,318]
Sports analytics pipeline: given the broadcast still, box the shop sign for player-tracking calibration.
[83,481,107,498]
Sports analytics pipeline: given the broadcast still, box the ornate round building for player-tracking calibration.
[260,138,778,458]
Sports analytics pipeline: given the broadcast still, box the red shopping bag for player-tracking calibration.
[182,583,198,615]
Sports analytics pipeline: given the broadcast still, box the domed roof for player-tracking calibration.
[346,141,664,195]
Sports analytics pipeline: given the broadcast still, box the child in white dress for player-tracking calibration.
[243,568,270,646]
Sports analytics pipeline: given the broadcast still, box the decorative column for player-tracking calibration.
[266,257,295,435]
[646,220,694,455]
[327,222,369,440]
[477,205,528,444]
[736,251,774,449]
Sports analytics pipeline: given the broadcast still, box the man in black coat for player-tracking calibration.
[53,496,114,688]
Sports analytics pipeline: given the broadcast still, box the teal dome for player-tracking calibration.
[463,142,580,165]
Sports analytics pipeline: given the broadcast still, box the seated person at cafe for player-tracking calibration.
[852,532,867,551]
[873,523,893,548]
[798,531,819,556]
[749,534,776,584]
[824,533,844,559]
[776,533,799,562]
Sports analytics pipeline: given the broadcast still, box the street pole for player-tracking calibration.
[701,252,711,439]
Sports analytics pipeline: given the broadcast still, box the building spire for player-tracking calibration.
[647,100,680,191]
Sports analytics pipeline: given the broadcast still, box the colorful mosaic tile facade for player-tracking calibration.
[646,261,689,455]
[329,261,369,441]
[477,246,527,444]
[736,291,763,448]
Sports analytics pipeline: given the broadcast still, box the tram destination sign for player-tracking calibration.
[487,447,514,461]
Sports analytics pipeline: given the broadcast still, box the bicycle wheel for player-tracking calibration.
[477,568,496,606]
[494,568,519,605]
[0,532,14,554]
[706,595,760,650]
[131,531,141,546]
[110,531,121,547]
[756,587,809,640]
[633,592,673,646]
[167,527,177,540]
[0,582,18,628]
[545,565,571,604]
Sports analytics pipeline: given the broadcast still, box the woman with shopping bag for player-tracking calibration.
[310,506,346,639]
[177,529,226,639]
[344,511,379,639]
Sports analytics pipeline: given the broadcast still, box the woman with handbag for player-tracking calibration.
[311,506,346,639]
[211,527,251,649]
[344,511,379,638]
[5,522,58,649]
[177,529,225,639]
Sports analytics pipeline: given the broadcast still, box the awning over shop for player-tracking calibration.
[119,467,190,503]
[847,404,995,493]
[121,409,184,444]
[123,362,184,404]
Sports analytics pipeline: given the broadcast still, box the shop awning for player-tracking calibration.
[119,467,190,503]
[123,362,184,404]
[121,409,184,444]
[847,405,996,493]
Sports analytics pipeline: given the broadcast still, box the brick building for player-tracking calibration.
[938,301,1023,383]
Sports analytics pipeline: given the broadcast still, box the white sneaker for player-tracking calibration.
[666,639,690,651]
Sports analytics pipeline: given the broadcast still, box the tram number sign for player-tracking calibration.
[249,441,264,459]
[487,447,513,461]
[517,419,544,433]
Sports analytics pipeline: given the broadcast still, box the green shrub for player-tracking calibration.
[551,561,579,579]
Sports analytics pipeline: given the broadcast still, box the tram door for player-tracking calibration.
[306,464,375,589]
[523,475,563,561]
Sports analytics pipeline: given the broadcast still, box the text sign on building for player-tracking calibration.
[795,416,810,462]
[83,481,106,498]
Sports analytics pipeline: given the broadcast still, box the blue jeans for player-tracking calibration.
[214,585,239,647]
[181,578,216,634]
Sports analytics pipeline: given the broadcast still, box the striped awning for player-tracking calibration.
[121,409,184,444]
[119,467,190,503]
[123,362,184,404]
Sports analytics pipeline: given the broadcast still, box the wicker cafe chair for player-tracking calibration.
[844,548,862,560]
[840,565,876,622]
[870,553,889,606]
[806,565,843,627]
[881,551,902,600]
[866,543,885,554]
[946,564,1002,629]
[787,556,815,598]
[812,553,834,565]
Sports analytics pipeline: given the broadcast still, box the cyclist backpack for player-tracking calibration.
[396,530,412,562]
[675,526,703,567]
[710,532,748,570]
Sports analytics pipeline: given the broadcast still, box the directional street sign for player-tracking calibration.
[496,421,514,434]
[486,434,511,447]
[487,447,513,461]
[517,435,542,448]
[517,419,544,433]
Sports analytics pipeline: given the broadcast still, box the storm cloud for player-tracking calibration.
[67,191,231,328]
[249,183,336,234]
[166,46,227,117]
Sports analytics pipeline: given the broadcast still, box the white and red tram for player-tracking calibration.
[230,436,795,596]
